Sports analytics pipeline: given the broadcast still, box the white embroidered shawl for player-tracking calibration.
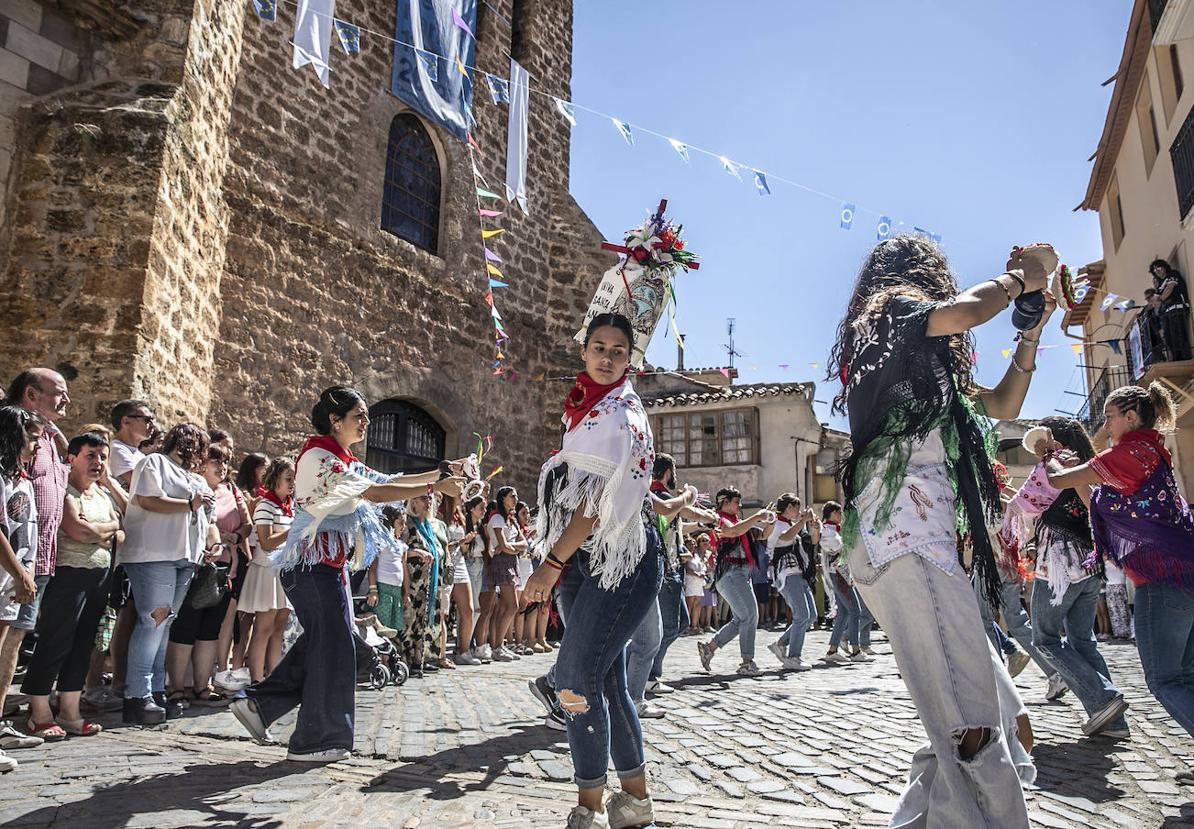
[534,376,654,590]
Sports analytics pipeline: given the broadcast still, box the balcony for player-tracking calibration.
[1078,365,1133,433]
[1172,103,1194,220]
[1152,0,1194,44]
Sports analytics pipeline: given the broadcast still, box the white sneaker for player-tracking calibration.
[821,652,850,665]
[1006,650,1031,678]
[476,643,493,662]
[0,721,42,749]
[286,747,350,762]
[0,749,15,773]
[566,805,610,829]
[860,646,878,656]
[1045,673,1069,701]
[736,660,762,677]
[767,640,787,664]
[635,700,665,719]
[849,650,874,662]
[491,648,514,662]
[645,680,674,695]
[781,656,812,672]
[1082,695,1129,736]
[454,651,482,666]
[213,669,250,692]
[606,790,655,829]
[230,697,274,744]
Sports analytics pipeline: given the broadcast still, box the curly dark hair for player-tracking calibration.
[262,457,295,494]
[0,406,42,481]
[160,423,209,472]
[827,235,976,413]
[1039,416,1096,463]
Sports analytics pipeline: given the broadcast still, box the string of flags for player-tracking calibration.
[249,0,945,240]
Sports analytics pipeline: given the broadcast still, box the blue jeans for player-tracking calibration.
[1135,581,1194,738]
[554,535,662,789]
[123,559,194,698]
[857,596,873,648]
[777,574,815,658]
[650,569,688,683]
[248,564,356,754]
[625,593,662,705]
[713,565,757,661]
[976,574,1056,676]
[829,575,860,650]
[1031,578,1127,730]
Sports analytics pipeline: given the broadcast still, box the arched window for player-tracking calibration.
[380,114,441,253]
[366,399,445,474]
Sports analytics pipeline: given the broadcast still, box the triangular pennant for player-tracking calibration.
[451,7,475,38]
[1001,348,1011,359]
[488,278,509,288]
[468,132,481,152]
[485,73,510,104]
[612,118,633,145]
[720,156,741,179]
[455,53,468,76]
[533,372,546,382]
[333,20,360,55]
[472,162,489,187]
[668,139,689,163]
[476,187,501,199]
[1114,299,1133,311]
[1071,343,1083,355]
[484,247,502,263]
[753,170,770,196]
[478,208,502,218]
[253,0,277,20]
[482,229,504,238]
[415,48,439,82]
[1100,293,1118,311]
[486,263,503,277]
[554,97,577,128]
[1108,340,1123,355]
[484,291,493,306]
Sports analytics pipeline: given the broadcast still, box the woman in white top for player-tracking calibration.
[443,496,480,666]
[485,487,527,662]
[118,424,218,725]
[239,458,294,683]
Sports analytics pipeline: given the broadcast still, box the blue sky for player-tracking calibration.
[566,0,1132,427]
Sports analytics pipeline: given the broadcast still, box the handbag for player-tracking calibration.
[186,561,230,610]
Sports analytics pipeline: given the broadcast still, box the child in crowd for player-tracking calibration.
[367,507,407,639]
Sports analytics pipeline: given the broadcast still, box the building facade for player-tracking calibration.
[0,0,610,490]
[1069,0,1194,495]
[636,367,836,509]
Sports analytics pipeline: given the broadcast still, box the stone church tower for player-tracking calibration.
[0,0,611,488]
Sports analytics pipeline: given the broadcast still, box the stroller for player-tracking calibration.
[350,575,408,689]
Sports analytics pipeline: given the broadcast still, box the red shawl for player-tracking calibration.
[298,434,357,465]
[716,510,754,567]
[563,371,627,432]
[261,486,294,518]
[1090,429,1171,496]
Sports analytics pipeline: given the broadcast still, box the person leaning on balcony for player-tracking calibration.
[1149,259,1192,361]
[1141,289,1166,366]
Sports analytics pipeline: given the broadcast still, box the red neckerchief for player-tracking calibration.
[1093,428,1171,495]
[649,480,670,496]
[825,519,841,530]
[716,509,754,567]
[261,486,294,518]
[563,371,627,432]
[298,434,357,465]
[253,484,270,500]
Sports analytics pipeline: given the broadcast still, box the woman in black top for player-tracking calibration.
[1150,259,1192,361]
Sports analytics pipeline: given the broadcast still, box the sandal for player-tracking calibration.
[190,688,230,708]
[26,720,67,741]
[167,690,192,709]
[437,658,456,670]
[57,718,102,737]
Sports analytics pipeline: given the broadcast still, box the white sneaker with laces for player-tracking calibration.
[454,651,482,666]
[635,700,665,719]
[1045,673,1069,701]
[286,747,350,762]
[0,721,41,749]
[0,748,16,773]
[736,660,762,677]
[606,790,654,829]
[849,650,874,662]
[781,656,812,672]
[645,679,674,695]
[213,669,250,692]
[821,652,850,665]
[476,643,493,662]
[767,640,787,664]
[566,805,610,829]
[492,648,514,662]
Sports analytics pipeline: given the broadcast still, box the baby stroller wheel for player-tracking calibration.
[370,664,390,690]
[391,659,409,686]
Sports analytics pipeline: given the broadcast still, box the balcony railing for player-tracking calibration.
[1078,365,1133,433]
[1171,102,1194,220]
[1151,0,1170,31]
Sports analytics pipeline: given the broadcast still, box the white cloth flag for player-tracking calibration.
[505,58,530,214]
[294,0,336,88]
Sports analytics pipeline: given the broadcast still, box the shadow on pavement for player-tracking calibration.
[8,760,295,829]
[1031,739,1129,802]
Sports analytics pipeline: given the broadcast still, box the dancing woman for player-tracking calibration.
[829,236,1055,827]
[1043,382,1194,737]
[231,386,460,761]
[520,313,675,829]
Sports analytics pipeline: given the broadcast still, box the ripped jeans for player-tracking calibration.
[553,531,663,790]
[850,550,1033,829]
[123,559,195,699]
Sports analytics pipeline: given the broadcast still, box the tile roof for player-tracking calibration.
[642,382,812,408]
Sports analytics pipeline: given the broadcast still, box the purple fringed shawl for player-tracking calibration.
[1091,461,1194,590]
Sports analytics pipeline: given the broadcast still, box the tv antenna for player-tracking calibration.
[724,318,743,369]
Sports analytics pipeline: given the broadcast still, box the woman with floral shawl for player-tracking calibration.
[230,386,461,762]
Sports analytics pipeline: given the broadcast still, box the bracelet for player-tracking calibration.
[1016,333,1039,345]
[1010,355,1036,374]
[546,551,566,567]
[991,277,1014,305]
[1006,271,1026,296]
[367,586,379,594]
[543,557,563,571]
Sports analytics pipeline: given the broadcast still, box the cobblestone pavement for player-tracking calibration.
[2,627,1193,828]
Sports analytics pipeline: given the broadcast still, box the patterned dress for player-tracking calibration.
[399,518,449,666]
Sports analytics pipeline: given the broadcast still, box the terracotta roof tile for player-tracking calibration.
[642,382,811,408]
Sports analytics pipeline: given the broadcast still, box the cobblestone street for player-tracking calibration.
[2,627,1192,829]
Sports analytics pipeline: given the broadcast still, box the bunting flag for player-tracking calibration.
[476,186,501,199]
[485,73,510,104]
[876,215,893,241]
[778,363,790,370]
[505,58,530,214]
[253,0,277,21]
[669,139,690,163]
[482,228,504,238]
[416,49,439,82]
[840,203,855,230]
[472,161,489,187]
[720,156,741,179]
[484,247,502,263]
[478,208,501,217]
[612,118,634,145]
[1100,293,1118,311]
[1108,340,1122,355]
[554,97,577,127]
[293,0,336,88]
[451,6,474,38]
[455,52,468,76]
[488,278,508,288]
[334,19,360,54]
[810,362,818,370]
[484,291,493,306]
[1114,299,1133,311]
[533,371,546,381]
[486,263,503,278]
[1071,343,1083,355]
[1001,348,1011,359]
[753,170,770,196]
[914,226,942,244]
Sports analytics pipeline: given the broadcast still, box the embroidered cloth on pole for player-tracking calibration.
[294,0,336,88]
[505,58,530,214]
[575,260,672,369]
[390,0,477,141]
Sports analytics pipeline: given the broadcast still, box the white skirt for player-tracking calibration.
[516,555,535,586]
[452,550,471,585]
[238,564,290,613]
